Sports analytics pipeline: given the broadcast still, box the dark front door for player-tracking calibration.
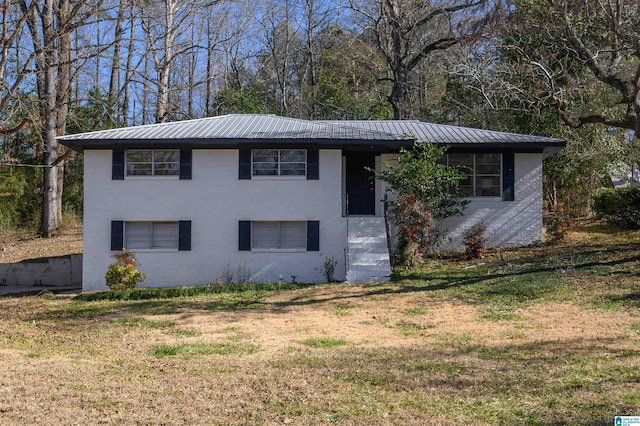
[346,152,376,215]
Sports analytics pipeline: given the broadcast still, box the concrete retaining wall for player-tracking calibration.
[0,254,82,287]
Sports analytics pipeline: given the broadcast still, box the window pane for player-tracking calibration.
[154,162,180,175]
[455,176,473,197]
[153,222,179,248]
[126,150,181,177]
[279,222,306,249]
[476,153,501,175]
[252,149,306,177]
[252,222,279,249]
[280,163,306,176]
[448,153,473,175]
[127,163,152,176]
[126,150,152,163]
[252,150,278,163]
[448,153,473,167]
[154,150,179,162]
[253,163,278,175]
[476,153,501,165]
[280,150,306,162]
[125,222,153,249]
[476,176,501,196]
[476,164,501,175]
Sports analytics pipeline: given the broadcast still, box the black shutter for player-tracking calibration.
[307,221,319,251]
[502,152,515,201]
[112,150,125,180]
[180,149,192,180]
[111,221,124,251]
[178,221,191,251]
[239,150,251,179]
[239,221,251,251]
[307,149,319,180]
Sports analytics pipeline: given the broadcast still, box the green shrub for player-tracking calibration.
[105,249,146,291]
[593,187,640,229]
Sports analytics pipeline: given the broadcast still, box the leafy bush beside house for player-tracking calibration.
[105,249,146,291]
[373,142,467,265]
[593,187,640,229]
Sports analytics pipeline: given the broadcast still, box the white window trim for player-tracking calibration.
[125,149,180,178]
[251,149,307,178]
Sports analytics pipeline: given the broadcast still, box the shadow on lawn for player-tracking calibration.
[329,336,637,425]
[22,243,640,321]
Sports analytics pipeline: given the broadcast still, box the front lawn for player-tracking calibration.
[0,222,638,425]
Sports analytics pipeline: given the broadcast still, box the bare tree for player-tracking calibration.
[0,0,37,134]
[456,0,640,140]
[18,0,101,236]
[255,0,303,116]
[139,0,219,123]
[349,0,492,119]
[540,0,640,138]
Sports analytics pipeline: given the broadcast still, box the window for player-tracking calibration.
[126,149,180,176]
[252,221,306,250]
[125,221,179,249]
[111,220,191,251]
[252,149,306,176]
[239,220,319,251]
[444,153,502,197]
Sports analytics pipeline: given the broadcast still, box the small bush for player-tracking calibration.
[105,249,146,291]
[593,187,640,229]
[545,213,576,241]
[463,223,487,259]
[316,256,338,282]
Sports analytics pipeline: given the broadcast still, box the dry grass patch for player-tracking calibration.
[0,223,639,424]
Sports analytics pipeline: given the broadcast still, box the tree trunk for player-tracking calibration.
[123,0,136,125]
[20,0,87,236]
[389,65,407,120]
[41,0,60,237]
[109,0,126,117]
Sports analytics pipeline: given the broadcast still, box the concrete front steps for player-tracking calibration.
[345,217,391,283]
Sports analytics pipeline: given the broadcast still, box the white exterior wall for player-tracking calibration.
[380,152,543,252]
[440,153,543,250]
[83,149,346,291]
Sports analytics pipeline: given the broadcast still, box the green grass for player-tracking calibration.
[74,281,305,302]
[116,316,175,328]
[395,320,433,337]
[299,338,347,348]
[402,306,428,316]
[1,222,639,425]
[149,342,260,358]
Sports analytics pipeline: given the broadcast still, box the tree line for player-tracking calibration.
[0,0,638,236]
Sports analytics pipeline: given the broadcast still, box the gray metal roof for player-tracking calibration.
[58,114,565,151]
[58,114,411,147]
[322,120,565,146]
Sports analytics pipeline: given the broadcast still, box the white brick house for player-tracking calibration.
[58,115,565,291]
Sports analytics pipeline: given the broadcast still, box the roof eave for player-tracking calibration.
[57,137,416,152]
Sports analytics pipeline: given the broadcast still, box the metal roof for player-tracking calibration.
[58,114,565,151]
[322,120,566,146]
[58,114,412,150]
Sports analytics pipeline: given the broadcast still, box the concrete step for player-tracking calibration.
[345,271,391,284]
[348,248,390,257]
[347,236,388,245]
[348,256,391,267]
[346,216,391,284]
